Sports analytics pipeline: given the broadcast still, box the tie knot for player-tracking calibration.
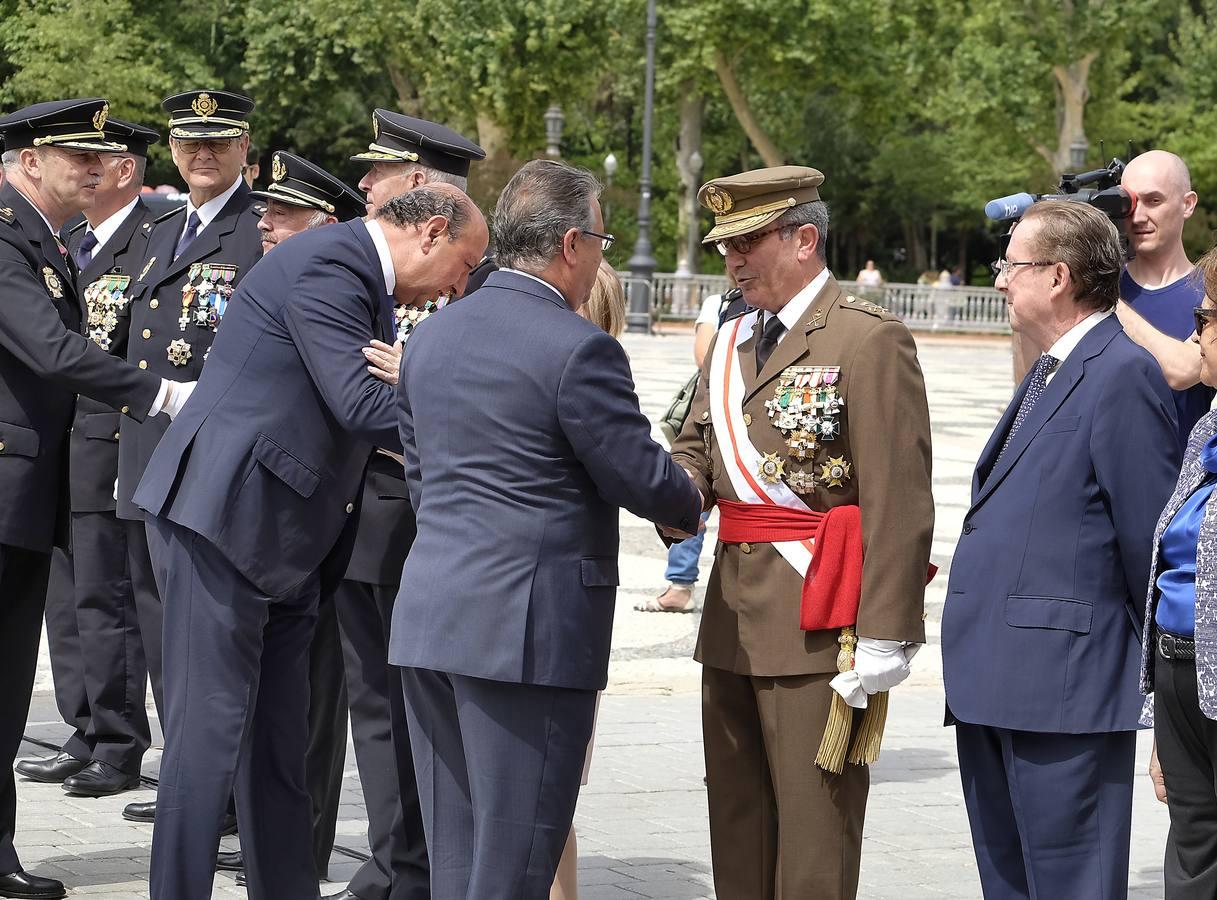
[185,212,201,235]
[761,315,785,341]
[79,231,98,252]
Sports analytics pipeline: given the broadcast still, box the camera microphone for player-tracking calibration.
[984,192,1038,221]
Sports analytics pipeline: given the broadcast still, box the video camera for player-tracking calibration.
[984,157,1138,257]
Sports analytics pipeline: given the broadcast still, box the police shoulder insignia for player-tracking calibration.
[842,294,888,317]
[0,207,14,225]
[68,220,87,235]
[142,222,153,232]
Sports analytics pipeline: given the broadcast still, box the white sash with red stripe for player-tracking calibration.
[708,312,814,577]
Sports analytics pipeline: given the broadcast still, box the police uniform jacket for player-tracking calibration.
[116,183,264,520]
[133,220,399,597]
[671,275,935,677]
[0,183,160,551]
[66,199,157,513]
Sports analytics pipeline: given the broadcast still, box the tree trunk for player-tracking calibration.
[474,113,510,160]
[674,89,704,275]
[386,64,423,117]
[1032,51,1097,175]
[714,49,785,167]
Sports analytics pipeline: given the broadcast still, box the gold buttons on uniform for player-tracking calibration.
[138,360,147,369]
[113,431,120,440]
[142,328,151,339]
[345,502,355,513]
[701,410,709,421]
[740,542,752,554]
[149,298,159,309]
[0,441,6,452]
[743,413,752,426]
[121,406,129,414]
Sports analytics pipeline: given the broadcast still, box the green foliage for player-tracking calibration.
[1,0,1215,272]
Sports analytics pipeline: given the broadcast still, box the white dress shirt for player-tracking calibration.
[180,176,244,243]
[762,267,832,341]
[1044,309,1112,385]
[84,197,141,262]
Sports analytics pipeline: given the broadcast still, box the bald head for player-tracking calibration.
[1122,149,1197,262]
[1125,150,1192,194]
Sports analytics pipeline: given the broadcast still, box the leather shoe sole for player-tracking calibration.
[0,869,67,899]
[13,753,87,785]
[323,891,364,899]
[215,851,243,872]
[62,762,141,797]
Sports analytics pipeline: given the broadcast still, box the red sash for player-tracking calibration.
[717,499,936,631]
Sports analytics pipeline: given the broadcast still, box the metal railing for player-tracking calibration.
[621,273,1010,335]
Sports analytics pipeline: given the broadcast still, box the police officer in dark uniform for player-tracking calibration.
[14,119,162,801]
[0,98,192,900]
[319,111,485,900]
[117,89,265,827]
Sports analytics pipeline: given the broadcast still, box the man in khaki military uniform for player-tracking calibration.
[670,166,935,899]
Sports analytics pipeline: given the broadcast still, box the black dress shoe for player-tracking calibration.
[122,799,156,823]
[234,871,246,887]
[216,850,243,872]
[13,752,87,785]
[62,761,141,797]
[0,870,66,899]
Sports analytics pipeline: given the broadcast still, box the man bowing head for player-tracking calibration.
[129,185,486,900]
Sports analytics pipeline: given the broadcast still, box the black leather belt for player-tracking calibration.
[1158,630,1197,662]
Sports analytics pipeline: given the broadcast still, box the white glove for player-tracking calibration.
[157,379,197,419]
[829,638,921,709]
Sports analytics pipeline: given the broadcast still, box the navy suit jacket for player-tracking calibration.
[942,314,1180,733]
[133,220,399,596]
[389,270,702,691]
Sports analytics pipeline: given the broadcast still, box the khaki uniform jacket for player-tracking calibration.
[671,275,934,676]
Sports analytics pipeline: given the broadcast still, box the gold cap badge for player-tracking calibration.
[271,153,286,182]
[191,93,219,119]
[92,102,109,131]
[703,185,734,215]
[372,113,380,139]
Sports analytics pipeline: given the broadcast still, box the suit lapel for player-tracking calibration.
[81,199,147,282]
[972,373,1033,498]
[743,277,839,405]
[971,315,1121,508]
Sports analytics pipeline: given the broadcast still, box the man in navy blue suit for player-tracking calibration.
[942,200,1181,899]
[393,159,703,899]
[132,185,488,900]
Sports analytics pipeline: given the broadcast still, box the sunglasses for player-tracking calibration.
[713,225,788,257]
[173,138,238,155]
[1194,306,1217,338]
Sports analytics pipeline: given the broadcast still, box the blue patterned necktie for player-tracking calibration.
[174,211,201,261]
[74,230,98,271]
[996,352,1058,464]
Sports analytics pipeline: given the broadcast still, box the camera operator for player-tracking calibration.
[1116,150,1214,446]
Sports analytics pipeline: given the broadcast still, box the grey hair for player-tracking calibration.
[397,161,468,192]
[774,200,830,261]
[305,208,330,230]
[0,149,19,173]
[375,185,472,239]
[492,159,601,272]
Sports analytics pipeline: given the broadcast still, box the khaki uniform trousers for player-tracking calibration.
[702,666,869,900]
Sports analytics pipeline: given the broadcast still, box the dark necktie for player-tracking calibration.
[755,314,786,374]
[74,230,98,272]
[174,211,202,261]
[996,352,1058,464]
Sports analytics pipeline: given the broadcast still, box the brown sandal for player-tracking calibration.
[634,585,695,613]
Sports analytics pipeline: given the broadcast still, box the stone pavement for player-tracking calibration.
[15,331,1171,898]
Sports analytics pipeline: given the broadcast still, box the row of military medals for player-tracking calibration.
[172,263,237,366]
[394,298,440,342]
[759,366,852,493]
[85,274,131,351]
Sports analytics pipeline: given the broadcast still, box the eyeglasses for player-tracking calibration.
[713,225,789,257]
[581,229,615,251]
[990,259,1056,277]
[1194,306,1217,337]
[173,138,238,155]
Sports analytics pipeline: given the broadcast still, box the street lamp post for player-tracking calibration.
[626,0,658,334]
[544,105,565,158]
[603,152,618,229]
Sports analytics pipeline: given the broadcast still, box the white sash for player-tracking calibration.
[708,312,814,577]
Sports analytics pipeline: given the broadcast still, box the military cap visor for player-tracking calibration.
[250,151,366,221]
[102,117,160,157]
[352,109,485,177]
[163,89,254,139]
[699,165,825,243]
[0,98,126,153]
